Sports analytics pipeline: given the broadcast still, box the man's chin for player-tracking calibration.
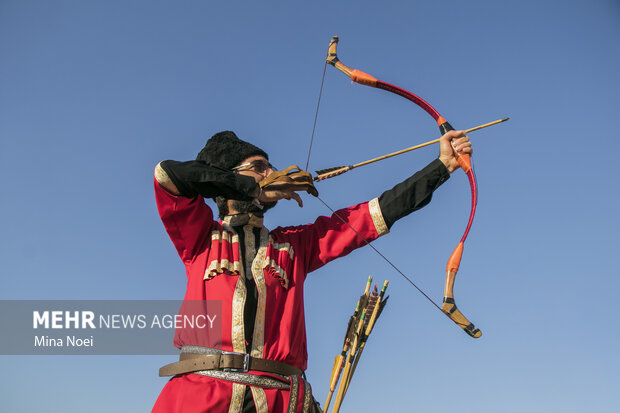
[230,200,277,216]
[257,200,277,215]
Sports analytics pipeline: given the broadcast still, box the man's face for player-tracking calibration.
[229,155,277,215]
[232,155,275,183]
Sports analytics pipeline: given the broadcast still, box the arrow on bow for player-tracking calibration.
[313,117,508,181]
[306,35,506,338]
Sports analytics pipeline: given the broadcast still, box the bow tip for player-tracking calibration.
[467,328,482,339]
[441,299,482,339]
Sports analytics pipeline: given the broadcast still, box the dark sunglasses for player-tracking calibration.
[232,160,277,174]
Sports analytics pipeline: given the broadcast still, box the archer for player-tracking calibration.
[151,129,471,412]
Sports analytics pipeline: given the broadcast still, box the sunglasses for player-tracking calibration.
[232,160,277,174]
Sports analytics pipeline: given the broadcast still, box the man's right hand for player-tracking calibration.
[258,167,318,208]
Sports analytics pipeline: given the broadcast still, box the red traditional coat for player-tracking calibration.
[152,178,388,413]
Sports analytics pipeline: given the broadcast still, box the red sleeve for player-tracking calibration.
[283,199,389,274]
[154,178,215,264]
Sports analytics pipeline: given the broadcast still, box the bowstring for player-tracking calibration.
[314,195,444,313]
[304,59,328,171]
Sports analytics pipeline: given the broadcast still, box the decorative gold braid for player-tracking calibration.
[231,226,247,354]
[154,163,171,185]
[250,227,269,359]
[192,369,289,388]
[287,375,299,413]
[250,386,268,413]
[228,383,245,413]
[302,379,313,413]
[368,198,389,237]
[204,230,242,280]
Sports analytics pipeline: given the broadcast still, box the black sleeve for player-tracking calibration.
[378,158,450,229]
[159,160,259,200]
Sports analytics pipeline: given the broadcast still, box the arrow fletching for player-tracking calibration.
[314,165,353,181]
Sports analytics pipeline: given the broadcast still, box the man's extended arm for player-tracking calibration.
[298,131,472,272]
[300,157,450,273]
[379,158,450,229]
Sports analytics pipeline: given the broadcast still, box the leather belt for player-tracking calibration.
[159,351,303,377]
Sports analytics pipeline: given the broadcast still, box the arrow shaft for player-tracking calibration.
[314,117,508,181]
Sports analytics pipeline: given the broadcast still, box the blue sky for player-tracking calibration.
[1,1,619,412]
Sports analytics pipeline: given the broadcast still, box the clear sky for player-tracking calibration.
[1,1,619,412]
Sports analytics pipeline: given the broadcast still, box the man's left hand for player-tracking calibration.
[438,130,473,173]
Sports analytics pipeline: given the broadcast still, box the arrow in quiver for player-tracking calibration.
[323,277,389,413]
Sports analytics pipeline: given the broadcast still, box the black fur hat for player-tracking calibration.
[196,131,268,169]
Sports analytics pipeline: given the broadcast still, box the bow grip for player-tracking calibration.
[440,121,472,173]
[456,153,472,173]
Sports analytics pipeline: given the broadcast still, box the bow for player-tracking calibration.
[313,35,482,338]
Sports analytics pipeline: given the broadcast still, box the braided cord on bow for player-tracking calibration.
[325,36,481,338]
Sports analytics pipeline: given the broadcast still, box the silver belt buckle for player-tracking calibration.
[221,351,250,373]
